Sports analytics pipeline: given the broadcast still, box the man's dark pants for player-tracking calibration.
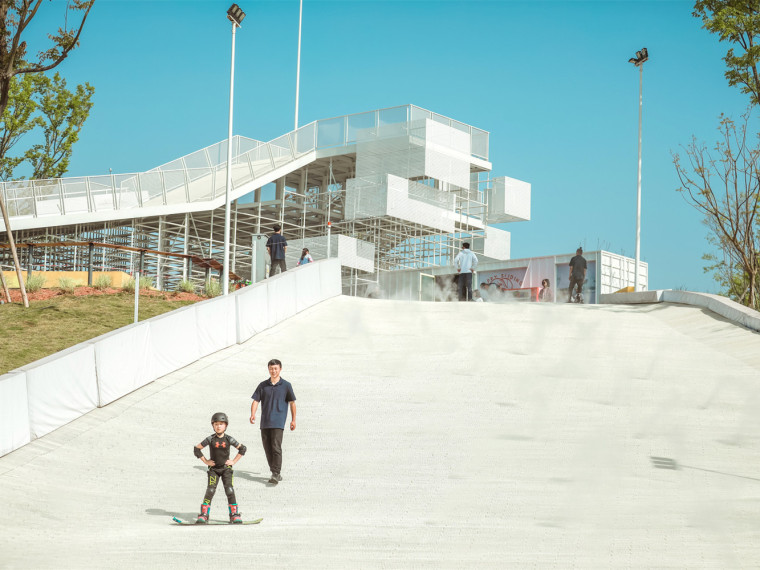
[269,258,287,277]
[458,272,473,302]
[261,428,284,475]
[568,276,584,302]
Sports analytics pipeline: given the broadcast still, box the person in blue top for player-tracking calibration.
[266,224,288,277]
[297,247,314,266]
[249,358,297,485]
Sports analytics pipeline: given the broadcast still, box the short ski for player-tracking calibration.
[172,516,263,525]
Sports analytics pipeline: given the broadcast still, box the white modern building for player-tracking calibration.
[0,105,533,293]
[0,104,645,298]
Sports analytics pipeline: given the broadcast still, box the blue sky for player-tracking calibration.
[27,0,752,292]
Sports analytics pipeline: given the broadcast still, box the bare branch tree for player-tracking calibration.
[673,111,760,309]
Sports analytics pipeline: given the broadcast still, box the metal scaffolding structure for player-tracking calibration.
[0,105,531,294]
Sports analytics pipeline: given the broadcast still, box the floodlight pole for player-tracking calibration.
[628,48,649,291]
[294,0,303,131]
[223,8,244,296]
[634,61,643,292]
[629,47,647,292]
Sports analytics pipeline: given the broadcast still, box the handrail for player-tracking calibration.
[1,105,489,222]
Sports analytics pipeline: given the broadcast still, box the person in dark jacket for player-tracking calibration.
[568,248,587,303]
[250,359,297,485]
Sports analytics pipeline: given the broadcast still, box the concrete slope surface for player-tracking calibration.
[1,296,759,569]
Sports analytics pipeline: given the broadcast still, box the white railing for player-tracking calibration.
[1,105,489,222]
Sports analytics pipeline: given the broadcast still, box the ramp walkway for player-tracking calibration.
[1,297,759,568]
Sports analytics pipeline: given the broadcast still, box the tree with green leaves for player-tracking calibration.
[673,1,760,309]
[694,1,760,105]
[0,72,94,180]
[0,0,95,308]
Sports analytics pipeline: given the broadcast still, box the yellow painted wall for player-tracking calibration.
[3,271,132,288]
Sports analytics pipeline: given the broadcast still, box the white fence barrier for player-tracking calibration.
[0,258,342,457]
[0,370,30,456]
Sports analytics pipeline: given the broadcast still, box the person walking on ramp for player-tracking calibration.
[266,224,288,277]
[193,412,247,524]
[568,247,587,303]
[454,242,478,301]
[250,359,297,485]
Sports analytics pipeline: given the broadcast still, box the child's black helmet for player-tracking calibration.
[211,412,229,425]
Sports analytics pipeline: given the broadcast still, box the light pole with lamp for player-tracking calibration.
[223,3,246,296]
[628,47,648,292]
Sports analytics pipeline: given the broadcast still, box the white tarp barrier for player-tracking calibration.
[235,280,269,343]
[319,258,343,299]
[0,258,344,458]
[0,371,30,455]
[149,305,201,378]
[195,294,237,358]
[267,272,297,327]
[25,344,98,439]
[92,322,154,407]
[295,261,322,312]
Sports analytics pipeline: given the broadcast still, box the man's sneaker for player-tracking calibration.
[268,473,282,484]
[274,473,282,482]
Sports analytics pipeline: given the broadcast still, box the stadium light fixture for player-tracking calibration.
[227,4,246,26]
[223,3,246,295]
[629,46,648,292]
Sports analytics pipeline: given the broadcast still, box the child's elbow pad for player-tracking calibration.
[237,444,247,456]
[193,447,203,458]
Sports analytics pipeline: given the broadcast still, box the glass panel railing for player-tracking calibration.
[62,179,89,214]
[4,104,489,221]
[347,111,376,143]
[317,116,346,148]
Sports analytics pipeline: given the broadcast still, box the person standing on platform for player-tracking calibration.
[250,359,297,485]
[266,224,288,277]
[568,247,587,303]
[454,242,478,301]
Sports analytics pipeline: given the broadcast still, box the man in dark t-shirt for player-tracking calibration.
[568,247,587,302]
[250,358,297,485]
[266,224,288,277]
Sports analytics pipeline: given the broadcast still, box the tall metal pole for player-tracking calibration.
[294,0,303,131]
[223,19,238,296]
[634,62,643,292]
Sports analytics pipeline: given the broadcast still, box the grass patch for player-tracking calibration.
[25,273,46,293]
[0,293,198,374]
[177,279,195,294]
[93,274,112,290]
[58,277,77,294]
[204,279,222,298]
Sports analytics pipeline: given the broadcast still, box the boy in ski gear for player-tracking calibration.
[194,412,247,524]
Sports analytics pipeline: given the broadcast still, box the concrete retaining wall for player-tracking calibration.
[601,289,760,333]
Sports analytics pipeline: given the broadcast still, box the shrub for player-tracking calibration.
[58,277,76,294]
[204,279,222,298]
[139,276,154,289]
[176,279,195,294]
[122,278,135,293]
[25,273,47,293]
[93,274,112,290]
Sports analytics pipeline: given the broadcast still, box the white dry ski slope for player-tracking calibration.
[1,296,760,569]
